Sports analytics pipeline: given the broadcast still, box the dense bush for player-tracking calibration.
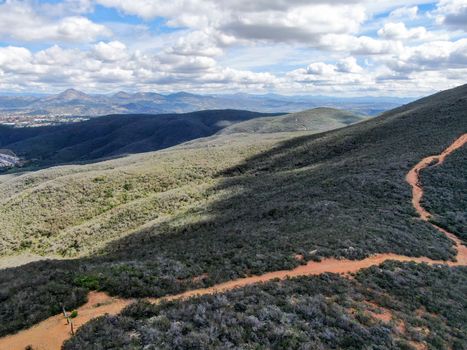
[0,260,87,336]
[356,262,467,348]
[421,147,466,243]
[64,262,467,349]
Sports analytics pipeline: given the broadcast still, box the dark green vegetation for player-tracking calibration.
[0,110,277,168]
[220,107,366,134]
[64,262,467,350]
[421,146,466,244]
[0,84,466,337]
[0,260,88,337]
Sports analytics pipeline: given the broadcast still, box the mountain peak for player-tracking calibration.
[169,91,197,98]
[56,88,89,100]
[113,91,132,99]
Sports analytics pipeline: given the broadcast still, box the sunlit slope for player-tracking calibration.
[220,107,366,134]
[0,135,284,257]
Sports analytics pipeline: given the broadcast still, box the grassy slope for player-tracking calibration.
[64,262,467,350]
[0,135,285,257]
[0,84,466,337]
[220,107,366,134]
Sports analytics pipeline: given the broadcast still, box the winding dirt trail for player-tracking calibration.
[1,134,466,350]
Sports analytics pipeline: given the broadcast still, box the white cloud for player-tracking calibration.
[40,0,94,16]
[0,1,110,43]
[0,43,279,93]
[0,46,33,73]
[306,62,336,76]
[435,0,467,31]
[319,34,403,55]
[96,0,367,45]
[220,4,367,44]
[336,57,363,73]
[0,0,466,96]
[93,41,129,62]
[95,0,213,22]
[166,30,226,57]
[389,6,419,19]
[383,38,467,73]
[378,22,427,40]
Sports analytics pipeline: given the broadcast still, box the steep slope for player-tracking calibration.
[0,84,465,340]
[220,107,366,134]
[421,145,467,243]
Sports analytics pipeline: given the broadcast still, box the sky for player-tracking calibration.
[0,0,466,96]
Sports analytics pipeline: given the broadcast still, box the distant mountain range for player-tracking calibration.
[0,89,415,119]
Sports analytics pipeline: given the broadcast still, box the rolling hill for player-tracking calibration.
[0,110,279,168]
[0,106,369,264]
[220,107,366,134]
[0,107,369,170]
[0,84,465,348]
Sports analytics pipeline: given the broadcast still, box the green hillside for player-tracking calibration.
[0,108,366,259]
[220,107,366,135]
[0,84,466,338]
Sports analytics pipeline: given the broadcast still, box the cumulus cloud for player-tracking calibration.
[93,41,129,62]
[336,57,363,73]
[319,34,403,55]
[286,60,371,92]
[378,22,427,40]
[0,42,278,93]
[0,0,466,95]
[97,0,367,45]
[220,4,366,43]
[0,46,33,73]
[383,39,467,73]
[166,30,227,57]
[304,58,364,76]
[0,0,110,43]
[435,0,467,31]
[306,62,336,76]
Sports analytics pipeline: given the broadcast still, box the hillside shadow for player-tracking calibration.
[83,99,466,298]
[0,110,281,173]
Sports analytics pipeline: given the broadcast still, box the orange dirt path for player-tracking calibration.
[1,133,466,350]
[406,133,467,221]
[0,292,132,350]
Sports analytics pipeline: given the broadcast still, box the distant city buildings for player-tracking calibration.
[0,112,88,127]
